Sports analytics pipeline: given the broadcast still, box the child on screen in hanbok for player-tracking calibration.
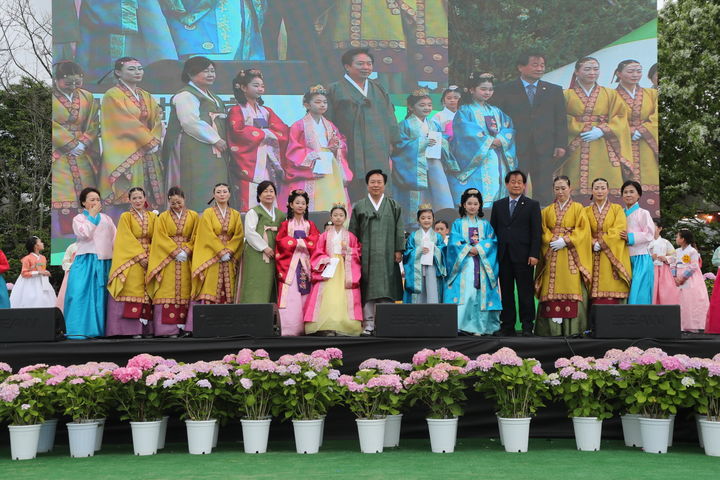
[227,69,289,211]
[403,204,447,304]
[10,236,57,308]
[648,219,680,305]
[673,229,710,332]
[392,88,459,230]
[431,85,462,140]
[304,203,362,336]
[282,85,352,211]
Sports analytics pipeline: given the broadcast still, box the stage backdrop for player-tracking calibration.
[51,0,656,263]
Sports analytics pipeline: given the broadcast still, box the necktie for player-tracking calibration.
[510,199,517,216]
[526,84,536,106]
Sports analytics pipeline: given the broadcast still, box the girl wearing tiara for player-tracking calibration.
[282,85,353,211]
[450,73,517,207]
[304,203,362,336]
[10,237,57,308]
[392,88,458,230]
[403,204,447,304]
[431,85,462,140]
[227,68,289,211]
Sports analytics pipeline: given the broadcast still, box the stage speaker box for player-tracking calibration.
[375,303,457,337]
[591,304,681,339]
[193,303,276,338]
[0,307,66,342]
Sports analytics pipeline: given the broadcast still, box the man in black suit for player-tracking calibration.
[490,170,542,336]
[494,52,567,206]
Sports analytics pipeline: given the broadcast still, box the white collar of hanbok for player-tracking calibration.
[344,74,368,97]
[120,79,140,100]
[594,200,608,213]
[558,199,571,211]
[172,209,184,220]
[189,81,220,108]
[259,203,276,221]
[579,83,596,97]
[31,252,40,259]
[368,194,384,211]
[217,205,228,219]
[621,85,637,99]
[441,107,456,118]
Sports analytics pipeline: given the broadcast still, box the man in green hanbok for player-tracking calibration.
[348,170,404,335]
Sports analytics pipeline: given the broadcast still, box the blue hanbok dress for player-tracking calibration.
[444,217,501,334]
[403,228,446,303]
[449,102,517,207]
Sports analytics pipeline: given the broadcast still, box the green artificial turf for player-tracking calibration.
[2,438,718,480]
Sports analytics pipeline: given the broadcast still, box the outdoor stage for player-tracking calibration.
[2,334,719,444]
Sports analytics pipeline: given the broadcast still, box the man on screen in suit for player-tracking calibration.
[490,170,542,336]
[493,52,567,206]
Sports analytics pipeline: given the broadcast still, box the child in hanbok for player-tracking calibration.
[275,190,319,336]
[0,249,9,308]
[673,229,710,332]
[444,188,501,335]
[706,246,720,334]
[431,85,462,140]
[10,237,57,308]
[282,85,352,211]
[648,219,680,305]
[403,205,447,304]
[620,181,655,304]
[56,242,78,313]
[227,69,289,211]
[304,203,362,336]
[392,88,458,230]
[450,73,517,206]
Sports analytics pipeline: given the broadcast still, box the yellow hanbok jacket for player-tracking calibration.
[108,210,157,303]
[561,85,632,198]
[616,86,659,197]
[146,209,199,306]
[585,202,632,299]
[191,206,245,303]
[535,201,592,302]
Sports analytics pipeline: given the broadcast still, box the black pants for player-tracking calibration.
[498,255,536,333]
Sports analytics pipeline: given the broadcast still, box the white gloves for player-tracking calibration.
[549,238,567,251]
[176,251,188,262]
[632,130,642,141]
[593,242,601,252]
[580,126,604,142]
[220,253,231,262]
[68,143,86,156]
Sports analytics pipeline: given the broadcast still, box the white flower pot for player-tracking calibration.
[318,415,326,447]
[92,418,106,451]
[185,419,216,455]
[572,417,602,451]
[639,417,671,454]
[292,419,323,454]
[212,421,219,448]
[620,414,642,447]
[498,417,531,453]
[157,416,169,450]
[37,419,58,453]
[130,420,162,456]
[696,414,705,449]
[241,418,271,454]
[426,417,458,453]
[383,414,403,448]
[356,418,386,454]
[699,419,720,457]
[667,414,675,447]
[67,421,99,458]
[496,413,504,446]
[8,424,41,460]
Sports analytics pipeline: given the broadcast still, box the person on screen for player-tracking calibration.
[235,181,284,305]
[190,184,244,312]
[648,218,680,306]
[648,63,658,90]
[146,186,199,338]
[106,187,156,338]
[275,190,319,336]
[558,57,632,206]
[281,85,352,211]
[584,178,632,307]
[614,60,660,217]
[226,68,289,212]
[706,245,720,334]
[493,52,567,206]
[620,180,654,305]
[673,229,710,333]
[325,48,399,201]
[348,170,404,336]
[391,88,458,231]
[65,187,117,339]
[431,86,462,140]
[0,248,9,309]
[9,237,57,309]
[99,57,164,211]
[534,176,592,337]
[304,203,362,336]
[444,188,501,336]
[163,56,229,213]
[403,205,446,305]
[449,73,517,207]
[52,61,100,236]
[489,170,542,337]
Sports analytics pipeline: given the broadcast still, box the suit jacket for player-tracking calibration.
[490,195,542,263]
[493,78,567,159]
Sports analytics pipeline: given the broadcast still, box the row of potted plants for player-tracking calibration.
[1,346,719,460]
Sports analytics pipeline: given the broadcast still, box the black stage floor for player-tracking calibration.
[2,334,719,443]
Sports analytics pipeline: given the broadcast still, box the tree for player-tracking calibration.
[0,0,52,88]
[658,0,720,269]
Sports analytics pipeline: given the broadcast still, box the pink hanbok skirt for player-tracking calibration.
[706,268,720,334]
[653,264,680,305]
[677,266,710,331]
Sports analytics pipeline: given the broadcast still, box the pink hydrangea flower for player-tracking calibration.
[559,366,576,378]
[240,378,253,390]
[0,362,11,373]
[70,378,85,385]
[532,364,544,375]
[0,383,20,402]
[196,379,212,389]
[113,366,143,383]
[18,363,48,374]
[127,354,160,371]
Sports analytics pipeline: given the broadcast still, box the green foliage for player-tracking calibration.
[550,363,621,420]
[473,360,550,418]
[618,362,693,418]
[169,373,228,422]
[228,367,282,420]
[338,370,403,419]
[56,376,112,423]
[404,366,469,419]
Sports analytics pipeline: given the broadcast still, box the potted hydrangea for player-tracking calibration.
[0,370,48,460]
[682,353,720,456]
